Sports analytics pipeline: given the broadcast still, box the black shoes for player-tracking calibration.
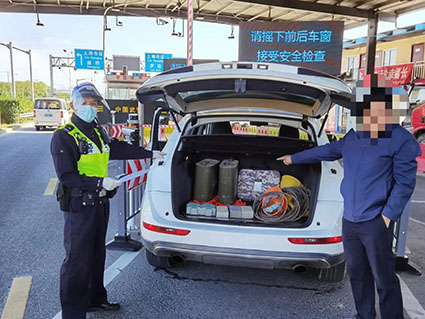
[88,301,120,312]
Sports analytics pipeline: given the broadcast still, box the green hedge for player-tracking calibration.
[0,98,33,124]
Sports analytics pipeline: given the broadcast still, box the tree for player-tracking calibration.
[0,81,51,99]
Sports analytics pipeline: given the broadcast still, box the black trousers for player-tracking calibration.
[60,197,110,319]
[342,215,403,319]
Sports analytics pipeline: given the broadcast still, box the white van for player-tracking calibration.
[136,62,352,282]
[33,98,71,131]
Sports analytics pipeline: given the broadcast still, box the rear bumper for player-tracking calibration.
[142,239,345,270]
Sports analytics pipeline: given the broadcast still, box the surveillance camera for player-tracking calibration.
[157,18,168,25]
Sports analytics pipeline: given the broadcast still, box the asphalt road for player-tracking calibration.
[0,125,424,319]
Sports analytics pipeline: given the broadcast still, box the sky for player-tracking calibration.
[1,7,425,94]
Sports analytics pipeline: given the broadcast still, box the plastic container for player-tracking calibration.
[218,159,239,205]
[186,202,200,216]
[216,206,229,219]
[193,159,220,202]
[241,206,254,219]
[229,205,242,218]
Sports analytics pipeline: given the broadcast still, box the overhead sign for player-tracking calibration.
[239,21,344,75]
[74,49,104,70]
[163,58,219,71]
[113,55,140,71]
[145,53,173,72]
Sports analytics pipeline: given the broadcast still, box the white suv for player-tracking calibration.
[136,62,352,282]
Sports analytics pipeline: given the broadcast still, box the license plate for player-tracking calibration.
[44,114,53,117]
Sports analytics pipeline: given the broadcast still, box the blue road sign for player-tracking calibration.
[74,49,104,70]
[145,53,172,72]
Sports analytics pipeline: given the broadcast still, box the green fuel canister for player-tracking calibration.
[193,159,220,202]
[218,159,239,205]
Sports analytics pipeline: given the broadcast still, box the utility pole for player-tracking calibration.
[49,54,75,98]
[29,50,34,101]
[13,46,34,101]
[63,49,73,96]
[1,42,34,100]
[8,42,15,98]
[49,55,54,97]
[187,0,193,66]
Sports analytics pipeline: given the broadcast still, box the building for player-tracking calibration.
[326,23,425,135]
[342,23,425,83]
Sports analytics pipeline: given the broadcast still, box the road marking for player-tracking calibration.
[51,249,143,319]
[410,217,425,227]
[43,178,58,196]
[1,276,32,319]
[104,249,143,286]
[399,276,425,319]
[411,200,425,204]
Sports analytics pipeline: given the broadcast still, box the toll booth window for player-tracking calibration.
[108,88,137,100]
[410,87,425,109]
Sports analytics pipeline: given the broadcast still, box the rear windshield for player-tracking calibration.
[35,100,62,110]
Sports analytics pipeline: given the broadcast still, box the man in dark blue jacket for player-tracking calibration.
[278,83,420,319]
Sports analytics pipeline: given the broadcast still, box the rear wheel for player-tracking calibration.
[316,262,346,282]
[35,126,40,131]
[145,249,174,269]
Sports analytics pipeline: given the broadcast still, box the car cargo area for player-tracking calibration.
[171,126,321,228]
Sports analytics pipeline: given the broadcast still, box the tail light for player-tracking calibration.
[288,236,342,245]
[143,222,190,236]
[33,110,36,117]
[60,111,64,118]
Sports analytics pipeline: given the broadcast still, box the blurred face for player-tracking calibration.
[362,102,395,138]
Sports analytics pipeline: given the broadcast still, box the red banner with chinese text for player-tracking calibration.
[359,63,413,86]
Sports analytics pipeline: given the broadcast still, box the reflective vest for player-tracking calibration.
[59,122,110,178]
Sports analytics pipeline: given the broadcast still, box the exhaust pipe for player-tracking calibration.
[292,264,308,273]
[170,254,185,264]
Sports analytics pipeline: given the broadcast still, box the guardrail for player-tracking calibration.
[106,159,150,251]
[412,61,425,80]
[17,112,33,119]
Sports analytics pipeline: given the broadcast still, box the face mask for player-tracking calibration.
[76,105,97,123]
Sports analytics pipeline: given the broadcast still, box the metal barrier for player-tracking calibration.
[106,159,149,251]
[394,199,421,275]
[18,112,33,119]
[412,61,425,80]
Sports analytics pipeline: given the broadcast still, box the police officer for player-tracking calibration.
[51,82,163,319]
[278,79,420,319]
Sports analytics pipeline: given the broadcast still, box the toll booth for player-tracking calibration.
[97,72,152,126]
[105,72,150,100]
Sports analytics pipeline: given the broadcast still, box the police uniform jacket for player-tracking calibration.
[50,114,152,192]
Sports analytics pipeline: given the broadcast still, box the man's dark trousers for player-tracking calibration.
[60,196,110,319]
[342,215,403,319]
